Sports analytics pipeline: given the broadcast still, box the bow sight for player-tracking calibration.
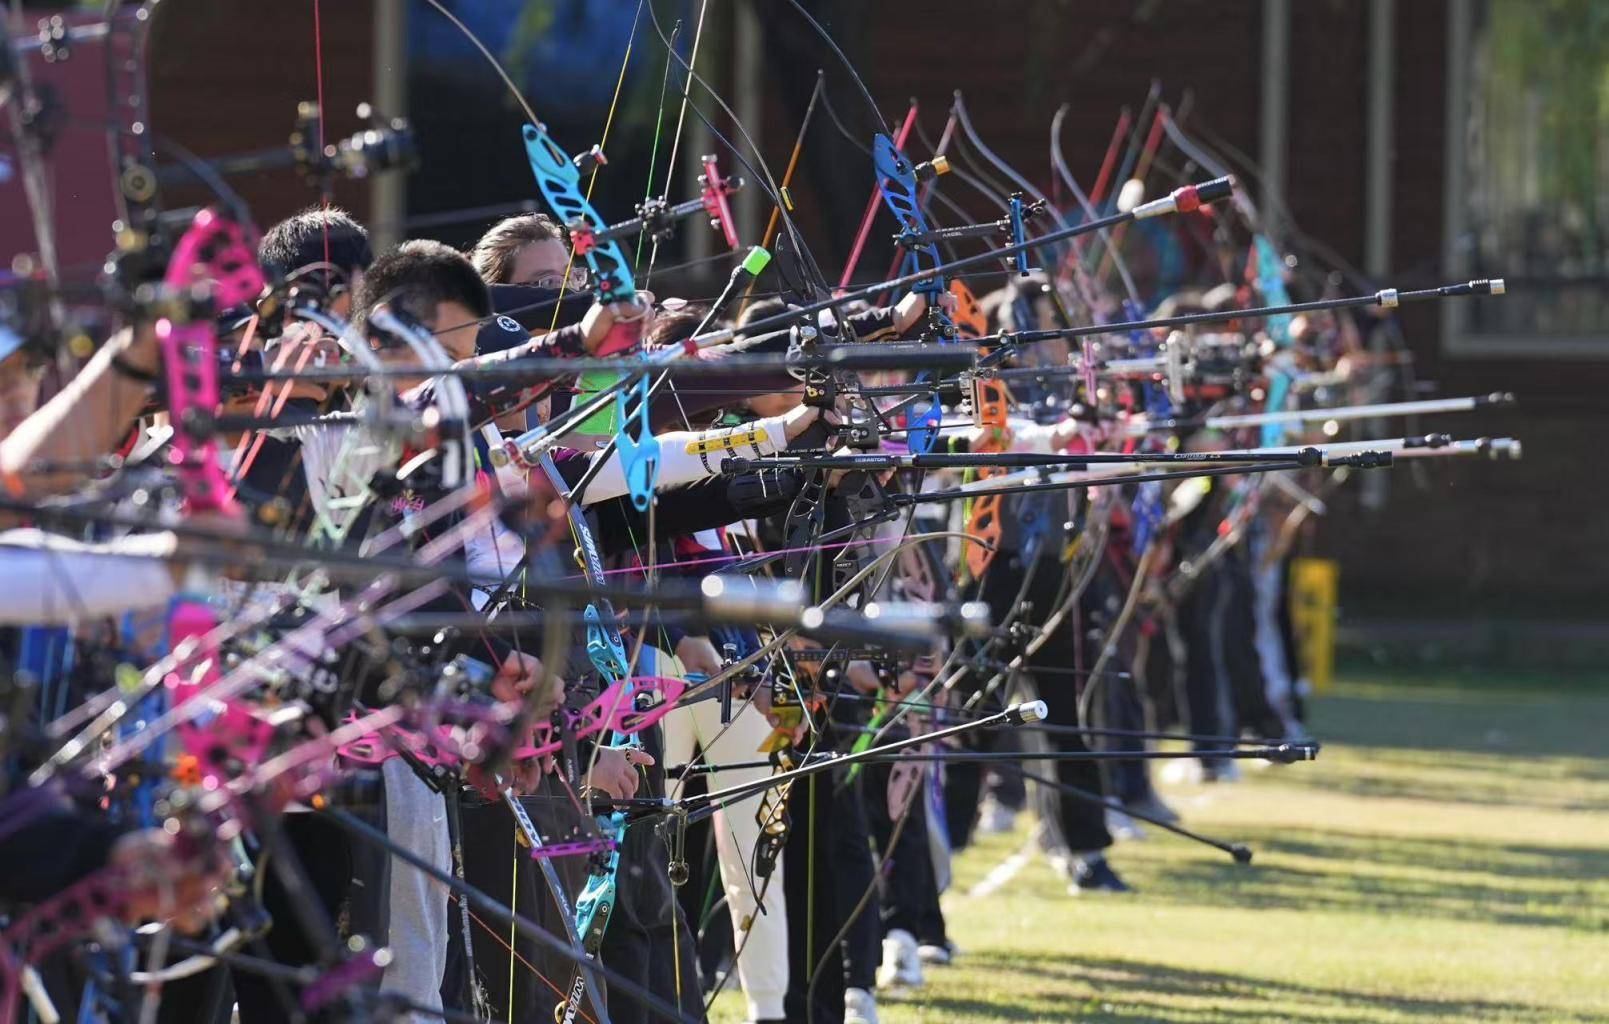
[154,100,417,192]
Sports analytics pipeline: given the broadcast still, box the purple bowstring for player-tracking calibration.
[584,532,906,579]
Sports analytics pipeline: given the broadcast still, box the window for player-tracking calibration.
[1444,0,1609,357]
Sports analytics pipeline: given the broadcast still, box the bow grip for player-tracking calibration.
[594,316,643,359]
[584,605,630,680]
[614,375,660,512]
[801,368,837,410]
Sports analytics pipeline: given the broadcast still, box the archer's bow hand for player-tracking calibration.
[584,290,656,356]
[781,402,827,444]
[587,747,655,801]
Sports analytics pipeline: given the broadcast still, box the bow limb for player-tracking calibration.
[534,452,633,1024]
[1158,103,1263,226]
[912,111,1014,231]
[942,95,1087,331]
[1087,105,1134,211]
[840,101,919,291]
[1101,80,1164,213]
[641,0,833,301]
[1050,103,1145,305]
[1084,96,1171,286]
[735,71,825,318]
[952,92,1069,242]
[642,0,710,284]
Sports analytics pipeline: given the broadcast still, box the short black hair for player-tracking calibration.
[257,206,373,280]
[353,239,492,331]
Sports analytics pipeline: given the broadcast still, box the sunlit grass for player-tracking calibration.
[711,675,1609,1022]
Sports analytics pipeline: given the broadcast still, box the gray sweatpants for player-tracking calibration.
[380,758,452,1023]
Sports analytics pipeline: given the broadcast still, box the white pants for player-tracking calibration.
[661,683,789,1021]
[380,758,451,1023]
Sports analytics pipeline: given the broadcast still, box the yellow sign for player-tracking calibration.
[1289,558,1338,693]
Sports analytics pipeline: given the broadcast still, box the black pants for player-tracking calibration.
[1139,614,1182,731]
[782,767,878,1024]
[1222,552,1283,738]
[1179,563,1238,752]
[596,812,706,1024]
[1179,555,1283,750]
[452,775,599,1022]
[979,555,1113,855]
[1277,555,1306,722]
[1097,597,1155,806]
[864,757,947,946]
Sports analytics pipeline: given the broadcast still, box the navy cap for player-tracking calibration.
[477,283,594,355]
[476,309,531,356]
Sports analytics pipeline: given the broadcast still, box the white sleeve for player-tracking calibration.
[963,416,1064,454]
[463,515,528,593]
[1006,417,1065,454]
[577,413,792,506]
[0,529,178,625]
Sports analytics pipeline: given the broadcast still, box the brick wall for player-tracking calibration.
[146,0,375,232]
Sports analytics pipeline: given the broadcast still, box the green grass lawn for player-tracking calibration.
[712,673,1609,1022]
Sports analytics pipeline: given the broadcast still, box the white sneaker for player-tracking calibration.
[1106,807,1147,842]
[975,797,1018,836]
[876,928,924,989]
[1162,758,1206,785]
[1123,792,1180,825]
[844,986,880,1024]
[917,938,959,966]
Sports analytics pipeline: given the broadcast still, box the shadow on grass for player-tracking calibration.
[1090,826,1609,932]
[1302,758,1609,811]
[1259,828,1609,884]
[925,950,1603,1023]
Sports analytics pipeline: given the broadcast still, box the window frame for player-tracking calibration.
[1441,0,1609,359]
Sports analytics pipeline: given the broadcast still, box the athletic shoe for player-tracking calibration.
[1106,807,1147,842]
[876,928,924,989]
[1069,855,1132,894]
[1123,792,1181,825]
[844,986,880,1024]
[917,938,959,966]
[1164,758,1242,784]
[975,796,1018,836]
[1162,758,1206,785]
